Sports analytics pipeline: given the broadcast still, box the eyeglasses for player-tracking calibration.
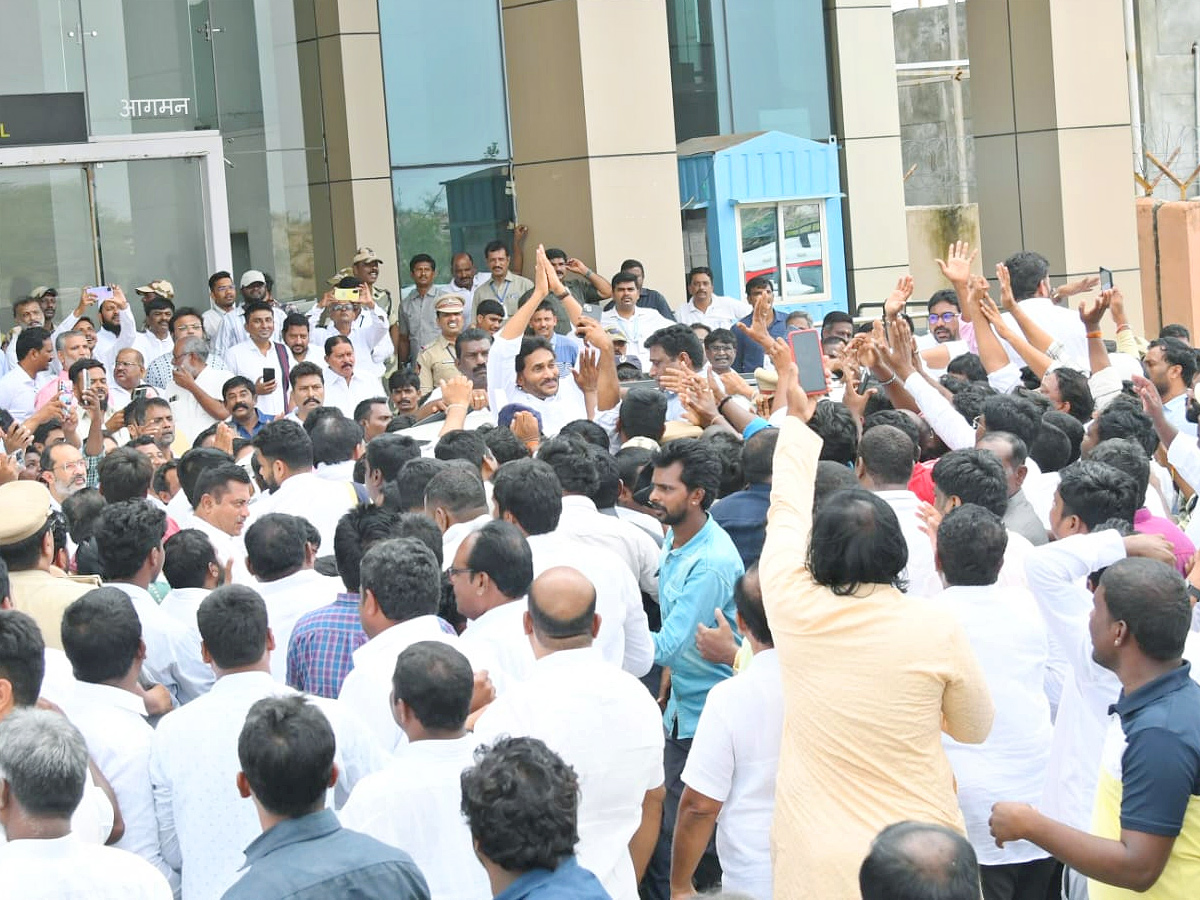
[114,360,142,369]
[54,459,87,472]
[446,566,475,579]
[928,312,957,325]
[331,303,356,312]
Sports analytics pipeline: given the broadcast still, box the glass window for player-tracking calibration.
[379,0,510,168]
[0,1,85,96]
[738,201,827,300]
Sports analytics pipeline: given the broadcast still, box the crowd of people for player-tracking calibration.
[0,231,1197,900]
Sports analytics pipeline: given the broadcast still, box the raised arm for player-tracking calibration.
[575,317,620,412]
[566,257,613,299]
[499,245,550,340]
[1079,292,1114,374]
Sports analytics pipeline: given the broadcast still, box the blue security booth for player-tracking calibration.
[677,131,848,321]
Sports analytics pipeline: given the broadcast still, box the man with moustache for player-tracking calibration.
[418,327,494,413]
[222,376,274,440]
[166,337,229,444]
[286,362,326,424]
[39,441,89,509]
[324,336,379,418]
[416,295,467,397]
[204,271,238,341]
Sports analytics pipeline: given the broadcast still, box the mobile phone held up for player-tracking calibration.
[787,328,829,396]
[87,285,114,301]
[1098,267,1113,292]
[333,287,359,304]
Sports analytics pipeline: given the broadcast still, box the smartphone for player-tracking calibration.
[580,302,601,322]
[87,285,114,301]
[787,328,829,396]
[333,287,359,304]
[81,369,91,393]
[1099,267,1113,291]
[262,367,275,384]
[132,385,150,402]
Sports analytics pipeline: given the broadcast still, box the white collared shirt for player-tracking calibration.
[132,331,173,368]
[486,332,589,437]
[107,582,214,705]
[460,599,536,684]
[159,587,210,634]
[250,470,357,555]
[149,670,387,900]
[441,513,493,571]
[225,340,286,415]
[339,735,491,900]
[474,647,665,900]
[1001,298,1089,372]
[526,532,654,678]
[675,295,752,330]
[557,495,660,597]
[0,365,50,422]
[63,681,176,885]
[682,648,782,900]
[1164,391,1198,439]
[337,615,491,751]
[188,515,252,586]
[935,584,1053,866]
[164,364,229,445]
[601,307,676,368]
[0,834,172,900]
[251,569,342,682]
[308,306,390,380]
[324,369,382,418]
[873,489,942,597]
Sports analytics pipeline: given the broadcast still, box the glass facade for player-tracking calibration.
[379,0,513,286]
[667,0,833,145]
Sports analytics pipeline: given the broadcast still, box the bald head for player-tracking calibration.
[526,566,598,650]
[859,821,979,900]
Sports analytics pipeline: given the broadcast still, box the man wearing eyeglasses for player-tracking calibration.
[308,276,391,382]
[166,336,230,445]
[39,442,89,509]
[918,290,965,347]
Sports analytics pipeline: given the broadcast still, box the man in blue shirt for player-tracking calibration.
[223,375,274,440]
[710,427,779,568]
[461,736,610,900]
[732,277,788,373]
[641,438,744,900]
[224,695,429,900]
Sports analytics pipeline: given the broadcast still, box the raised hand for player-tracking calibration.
[775,337,814,422]
[736,290,776,350]
[440,374,474,408]
[571,348,600,394]
[565,257,589,276]
[1057,274,1100,298]
[839,361,876,421]
[884,275,915,320]
[214,422,235,455]
[3,421,32,456]
[1123,532,1176,568]
[935,241,978,287]
[1078,291,1112,331]
[575,317,613,354]
[995,263,1016,312]
[510,410,541,444]
[533,244,549,295]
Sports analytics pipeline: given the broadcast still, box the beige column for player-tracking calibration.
[825,0,911,309]
[966,0,1141,327]
[298,0,400,301]
[501,0,685,304]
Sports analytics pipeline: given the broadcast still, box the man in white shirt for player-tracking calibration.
[212,270,285,361]
[322,335,380,418]
[493,457,654,677]
[224,301,288,417]
[340,641,491,899]
[338,537,493,751]
[0,325,55,422]
[161,527,221,631]
[424,465,491,571]
[94,500,214,704]
[0,708,173,900]
[203,270,237,341]
[243,513,341,683]
[251,418,358,552]
[60,588,177,887]
[1142,336,1198,439]
[308,277,390,381]
[189,462,253,583]
[602,272,675,369]
[673,567,781,900]
[132,298,176,367]
[676,267,751,331]
[163,336,229,445]
[856,425,942,597]
[474,566,666,900]
[453,521,537,683]
[148,585,386,900]
[1000,251,1089,371]
[931,505,1057,898]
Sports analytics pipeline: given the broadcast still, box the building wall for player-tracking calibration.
[1135,0,1200,198]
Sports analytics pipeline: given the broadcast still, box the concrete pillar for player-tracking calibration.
[299,0,400,300]
[824,0,912,310]
[966,0,1142,326]
[501,0,686,304]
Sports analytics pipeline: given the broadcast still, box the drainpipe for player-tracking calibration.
[1124,0,1144,177]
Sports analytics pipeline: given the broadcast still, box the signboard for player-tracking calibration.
[0,92,88,147]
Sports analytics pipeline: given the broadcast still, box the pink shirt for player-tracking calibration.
[1133,507,1196,574]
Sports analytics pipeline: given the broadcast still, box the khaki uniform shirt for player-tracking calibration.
[8,568,103,650]
[416,335,459,396]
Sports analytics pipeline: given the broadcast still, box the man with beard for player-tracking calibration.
[916,289,965,350]
[204,270,238,341]
[165,337,229,444]
[68,359,115,443]
[33,329,90,411]
[641,438,744,900]
[225,301,288,417]
[323,336,378,418]
[222,376,274,440]
[473,240,534,319]
[133,298,176,367]
[1142,337,1197,438]
[39,441,89,510]
[286,362,326,423]
[127,398,179,460]
[214,270,286,360]
[31,286,58,327]
[282,313,312,364]
[530,300,581,376]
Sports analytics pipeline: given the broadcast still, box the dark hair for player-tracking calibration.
[393,512,445,568]
[1098,558,1191,661]
[644,324,704,370]
[493,459,563,535]
[742,275,772,297]
[859,821,980,900]
[176,447,233,508]
[475,299,505,319]
[309,415,362,466]
[365,433,420,483]
[615,446,653,492]
[221,375,256,401]
[61,489,105,545]
[483,240,508,258]
[813,457,856,511]
[393,641,474,732]
[435,430,489,472]
[0,609,45,706]
[169,307,203,336]
[514,335,556,380]
[60,588,142,684]
[589,451,621,508]
[482,426,529,464]
[238,695,335,818]
[620,389,667,442]
[242,300,273,321]
[949,382,996,425]
[704,327,736,349]
[859,425,916,486]
[537,435,599,496]
[409,252,436,272]
[387,457,447,513]
[1004,251,1049,300]
[1087,438,1150,504]
[324,334,352,356]
[466,520,533,599]
[461,737,580,872]
[864,409,921,453]
[1029,421,1072,473]
[360,538,441,622]
[928,288,960,312]
[981,394,1040,449]
[282,311,309,335]
[1048,367,1094,423]
[808,489,908,594]
[208,270,232,290]
[151,460,177,497]
[424,465,487,516]
[976,430,1028,469]
[650,438,722,510]
[1094,396,1158,456]
[1159,323,1191,342]
[741,427,779,485]
[558,419,609,451]
[707,432,746,497]
[937,504,1008,587]
[0,517,52,571]
[194,462,251,507]
[808,402,859,465]
[352,397,388,426]
[1043,409,1085,463]
[733,567,771,645]
[143,297,175,316]
[1057,460,1139,530]
[197,585,269,668]
[611,271,638,290]
[253,418,314,470]
[333,505,399,592]
[288,360,323,390]
[932,449,1008,516]
[944,353,987,383]
[456,327,492,356]
[163,529,218,590]
[1149,337,1198,387]
[96,447,153,503]
[94,501,166,580]
[14,326,52,362]
[67,358,104,384]
[244,514,307,582]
